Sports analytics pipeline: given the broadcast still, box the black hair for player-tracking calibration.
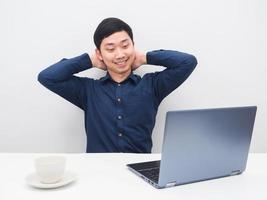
[93,17,133,50]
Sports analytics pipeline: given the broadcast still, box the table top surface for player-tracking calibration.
[0,153,266,200]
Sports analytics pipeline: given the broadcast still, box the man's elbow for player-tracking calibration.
[188,55,198,69]
[182,54,198,75]
[37,71,45,84]
[37,70,51,87]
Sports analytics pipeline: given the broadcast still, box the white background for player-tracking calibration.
[0,0,266,153]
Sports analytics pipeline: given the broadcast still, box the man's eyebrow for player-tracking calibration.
[104,43,115,47]
[121,39,129,43]
[104,39,130,47]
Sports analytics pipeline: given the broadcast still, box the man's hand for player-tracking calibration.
[90,53,107,70]
[132,51,147,70]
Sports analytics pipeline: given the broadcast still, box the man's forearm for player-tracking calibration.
[38,53,92,85]
[146,49,197,69]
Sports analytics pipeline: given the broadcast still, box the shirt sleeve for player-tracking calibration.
[146,49,198,104]
[37,53,92,110]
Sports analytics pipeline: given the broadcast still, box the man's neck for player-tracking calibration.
[108,70,132,83]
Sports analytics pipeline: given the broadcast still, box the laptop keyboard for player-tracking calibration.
[128,160,161,183]
[139,167,160,183]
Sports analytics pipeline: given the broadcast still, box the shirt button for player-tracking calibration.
[117,115,122,120]
[118,133,123,137]
[118,83,121,87]
[117,98,121,102]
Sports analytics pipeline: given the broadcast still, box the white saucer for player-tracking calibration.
[25,171,77,189]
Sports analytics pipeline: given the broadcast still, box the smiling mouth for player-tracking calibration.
[114,59,128,67]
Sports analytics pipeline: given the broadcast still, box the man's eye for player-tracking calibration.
[122,45,128,48]
[107,49,114,52]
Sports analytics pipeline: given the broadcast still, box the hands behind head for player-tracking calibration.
[90,50,146,71]
[132,51,147,71]
[90,53,107,70]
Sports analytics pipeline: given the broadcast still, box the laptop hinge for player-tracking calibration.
[166,181,176,187]
[230,170,241,176]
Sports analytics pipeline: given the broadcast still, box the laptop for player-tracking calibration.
[127,106,257,189]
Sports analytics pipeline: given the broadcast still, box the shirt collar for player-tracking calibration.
[99,73,111,82]
[99,71,139,84]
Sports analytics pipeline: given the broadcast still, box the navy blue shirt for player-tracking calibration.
[38,50,197,153]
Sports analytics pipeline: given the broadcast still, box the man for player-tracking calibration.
[38,17,198,153]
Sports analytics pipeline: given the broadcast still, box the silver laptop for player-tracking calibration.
[127,106,257,189]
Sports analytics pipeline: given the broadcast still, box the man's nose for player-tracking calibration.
[115,48,125,59]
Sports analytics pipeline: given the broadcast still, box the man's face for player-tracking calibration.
[96,31,135,76]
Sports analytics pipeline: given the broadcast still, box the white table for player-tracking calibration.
[0,153,266,200]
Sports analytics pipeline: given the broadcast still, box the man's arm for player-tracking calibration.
[146,49,198,104]
[38,53,93,110]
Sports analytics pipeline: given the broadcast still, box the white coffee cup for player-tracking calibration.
[34,156,66,184]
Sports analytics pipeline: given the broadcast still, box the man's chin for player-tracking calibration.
[114,65,131,72]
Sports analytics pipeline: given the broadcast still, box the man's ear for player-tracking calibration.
[95,49,103,61]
